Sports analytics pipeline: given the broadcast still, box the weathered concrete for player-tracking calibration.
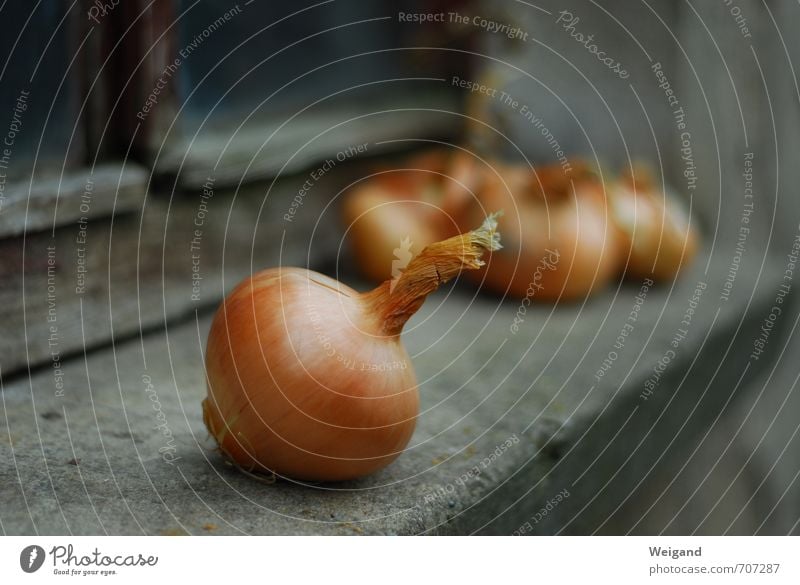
[0,164,148,239]
[0,246,785,535]
[154,93,460,189]
[0,173,340,377]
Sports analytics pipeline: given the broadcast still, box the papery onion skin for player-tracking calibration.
[454,162,622,301]
[203,217,502,482]
[342,149,463,283]
[342,149,700,301]
[342,179,442,284]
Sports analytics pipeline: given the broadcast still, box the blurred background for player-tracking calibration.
[1,0,799,535]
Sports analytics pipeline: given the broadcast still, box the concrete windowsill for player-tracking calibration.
[0,249,784,535]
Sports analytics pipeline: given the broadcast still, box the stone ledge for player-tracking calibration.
[0,247,785,534]
[0,164,148,239]
[155,92,461,189]
[0,173,341,377]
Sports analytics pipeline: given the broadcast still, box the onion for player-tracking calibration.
[341,149,458,283]
[202,215,502,482]
[609,167,699,280]
[341,150,700,300]
[452,160,622,301]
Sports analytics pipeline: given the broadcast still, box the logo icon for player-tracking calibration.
[390,236,413,293]
[20,545,45,573]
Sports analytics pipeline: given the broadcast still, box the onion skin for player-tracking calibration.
[203,269,419,482]
[343,150,622,300]
[342,178,443,284]
[454,162,622,301]
[203,217,502,482]
[342,150,460,283]
[341,149,700,300]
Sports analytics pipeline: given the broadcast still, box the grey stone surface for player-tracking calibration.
[0,164,148,238]
[0,245,785,535]
[0,172,340,377]
[155,92,460,189]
